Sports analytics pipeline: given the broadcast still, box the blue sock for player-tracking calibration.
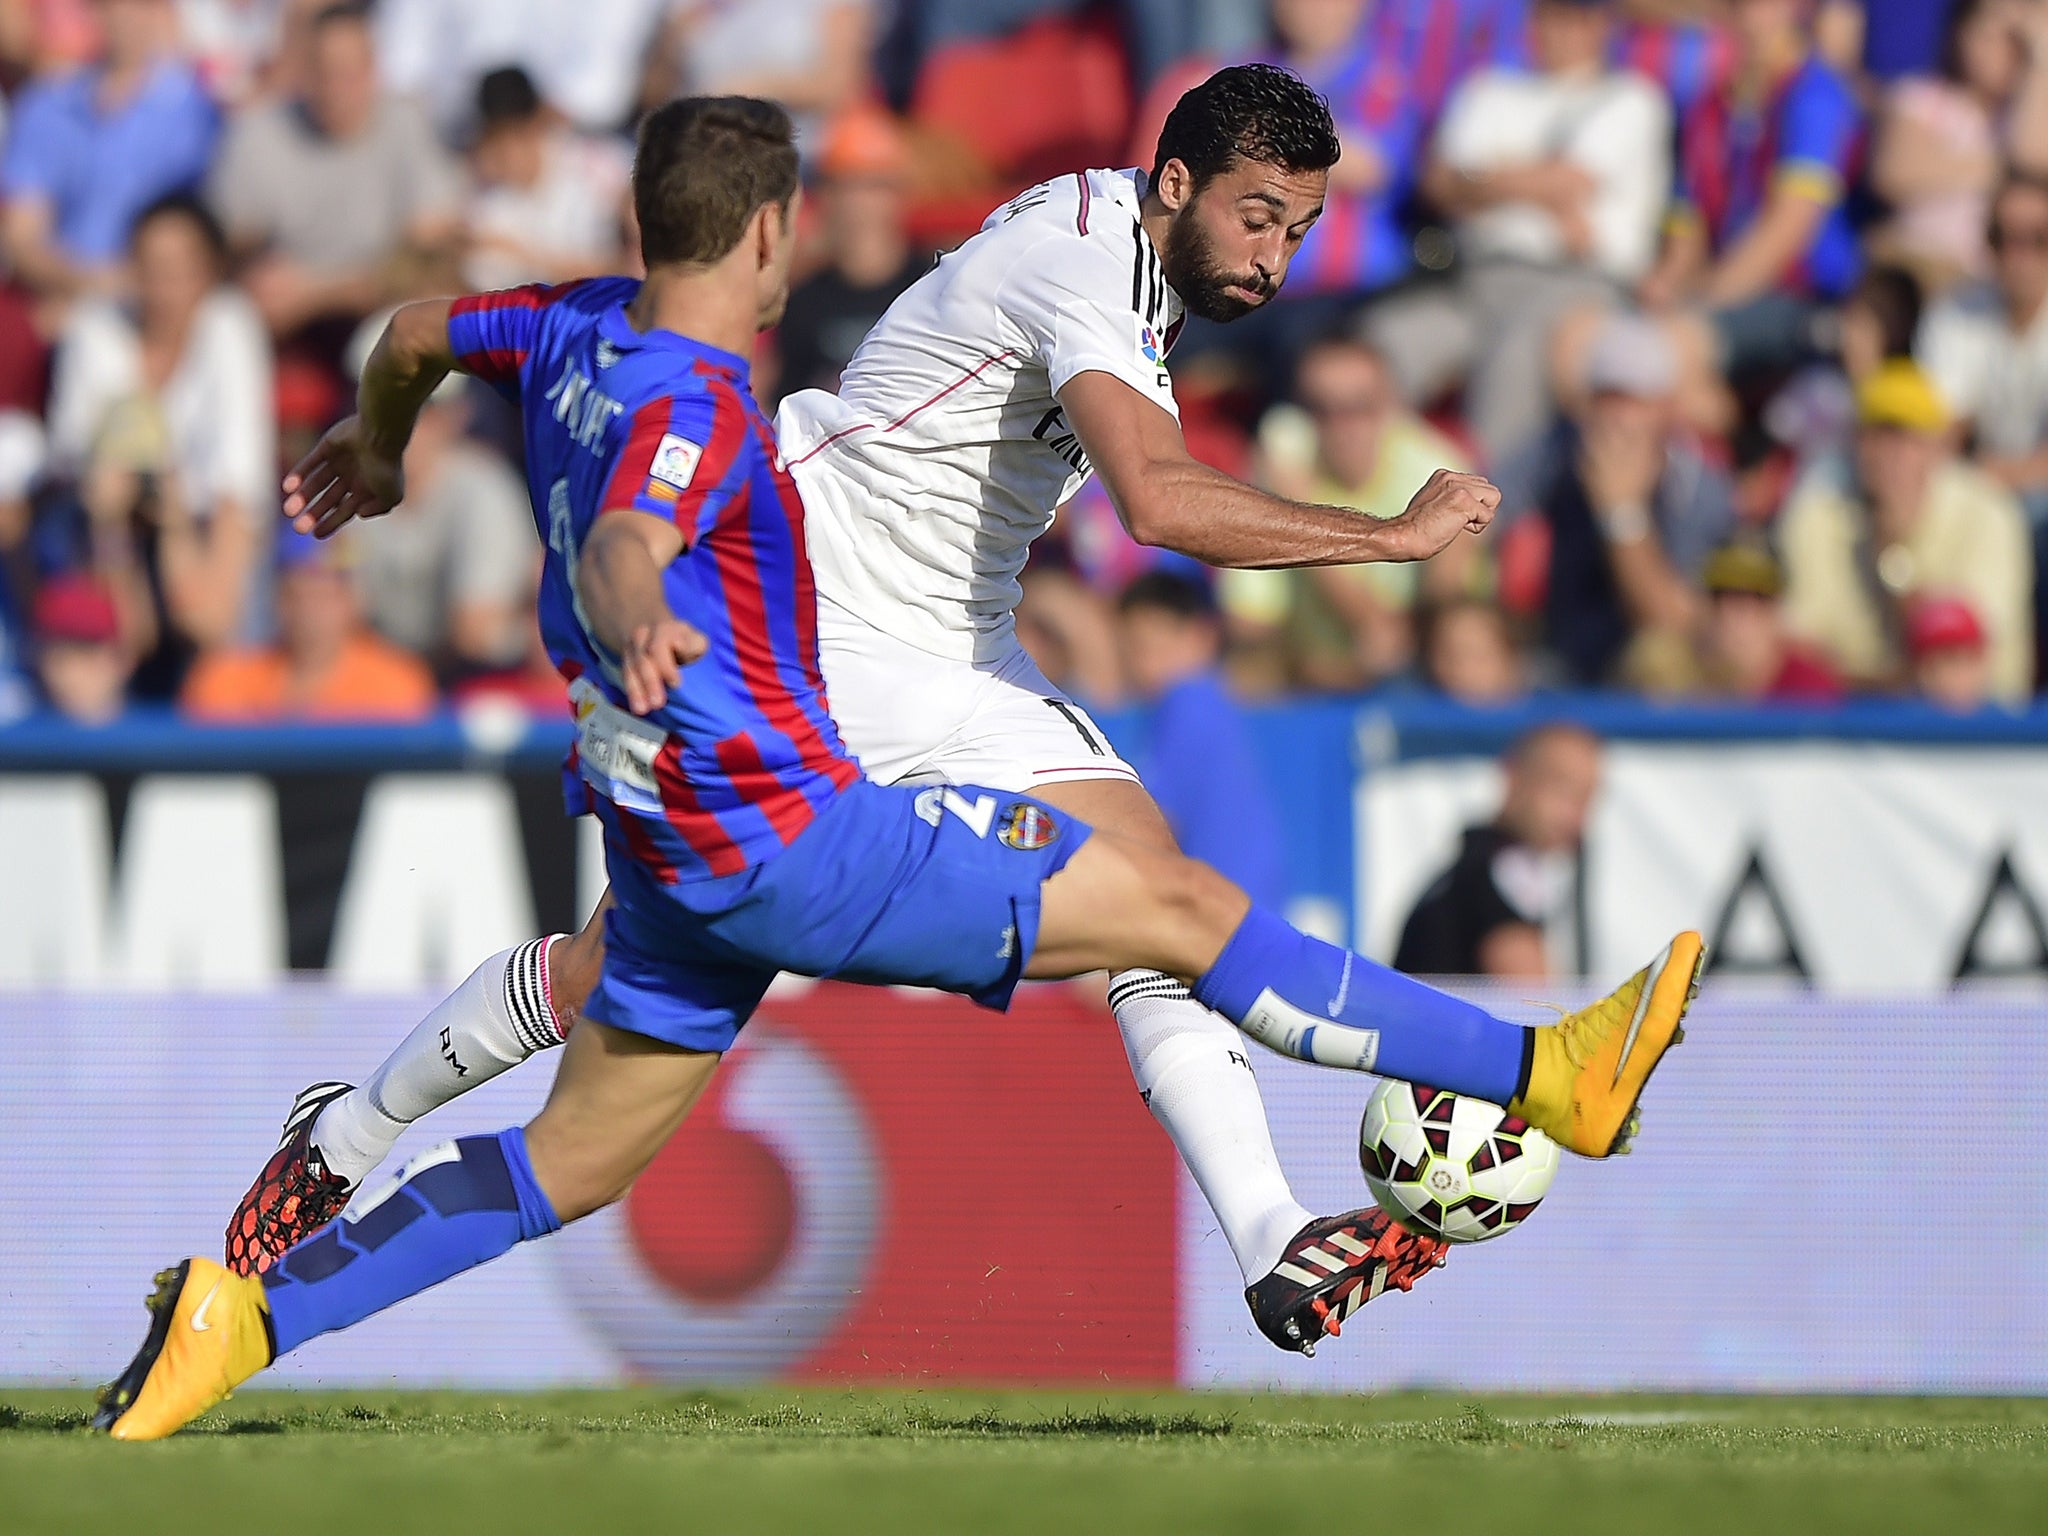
[1192,906,1529,1106]
[263,1128,560,1356]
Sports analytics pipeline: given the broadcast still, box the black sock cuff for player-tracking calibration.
[1514,1027,1535,1104]
[503,937,563,1054]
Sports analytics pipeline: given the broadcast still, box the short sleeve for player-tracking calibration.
[447,284,564,398]
[1774,66,1859,203]
[0,81,63,199]
[1008,232,1180,419]
[599,383,751,546]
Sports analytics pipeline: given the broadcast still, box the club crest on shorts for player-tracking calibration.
[997,801,1058,851]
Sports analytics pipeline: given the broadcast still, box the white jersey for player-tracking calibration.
[777,168,1183,662]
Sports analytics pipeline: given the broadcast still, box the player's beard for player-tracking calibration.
[1161,210,1276,323]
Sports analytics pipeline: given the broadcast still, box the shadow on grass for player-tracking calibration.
[0,1405,92,1434]
[888,1407,1233,1440]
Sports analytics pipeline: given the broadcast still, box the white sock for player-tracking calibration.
[1109,969,1313,1282]
[312,937,564,1185]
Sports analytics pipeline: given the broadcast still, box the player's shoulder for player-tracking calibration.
[453,274,637,333]
[539,274,643,322]
[978,168,1163,306]
[982,169,1149,259]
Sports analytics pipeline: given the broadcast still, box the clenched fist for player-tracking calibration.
[1382,468,1501,562]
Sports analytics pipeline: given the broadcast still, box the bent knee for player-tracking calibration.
[1140,849,1250,943]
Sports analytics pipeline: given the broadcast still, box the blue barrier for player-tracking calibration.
[10,694,2047,773]
[9,695,2048,954]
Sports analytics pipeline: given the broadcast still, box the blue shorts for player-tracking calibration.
[585,778,1092,1052]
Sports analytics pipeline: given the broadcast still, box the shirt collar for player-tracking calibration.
[598,303,753,382]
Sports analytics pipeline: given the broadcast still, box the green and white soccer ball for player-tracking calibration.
[1358,1080,1560,1243]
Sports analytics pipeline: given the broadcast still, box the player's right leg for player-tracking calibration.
[1028,829,1704,1162]
[99,928,753,1441]
[224,899,611,1275]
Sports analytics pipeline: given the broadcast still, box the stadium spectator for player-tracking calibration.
[208,1,462,341]
[1923,174,2048,510]
[1175,0,1424,384]
[1679,540,1844,701]
[462,66,632,293]
[1372,0,1671,462]
[1869,0,2048,290]
[1923,173,2048,665]
[181,525,438,721]
[0,0,218,312]
[641,0,873,160]
[1417,596,1528,704]
[771,107,924,402]
[373,0,666,136]
[1905,591,1999,711]
[1837,262,1927,386]
[1760,263,1926,485]
[1116,569,1287,910]
[1497,312,1738,687]
[1367,0,1533,125]
[1394,721,1600,979]
[1779,358,2034,700]
[43,193,273,679]
[30,569,130,722]
[1642,0,1864,386]
[341,329,536,676]
[1223,332,1474,691]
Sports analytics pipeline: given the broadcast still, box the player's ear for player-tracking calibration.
[1154,157,1194,212]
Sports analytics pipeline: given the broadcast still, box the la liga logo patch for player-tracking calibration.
[1138,323,1162,364]
[650,433,704,490]
[998,802,1059,851]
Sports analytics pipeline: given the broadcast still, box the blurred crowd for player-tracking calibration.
[0,0,2042,730]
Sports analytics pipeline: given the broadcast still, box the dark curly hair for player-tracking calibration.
[1150,64,1341,193]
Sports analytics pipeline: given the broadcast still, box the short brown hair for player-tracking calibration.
[634,96,800,268]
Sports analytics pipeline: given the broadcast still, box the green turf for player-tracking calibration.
[3,1390,2043,1535]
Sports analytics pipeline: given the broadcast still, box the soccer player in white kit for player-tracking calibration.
[232,67,1535,1354]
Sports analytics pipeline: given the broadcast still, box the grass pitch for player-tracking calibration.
[3,1389,2043,1535]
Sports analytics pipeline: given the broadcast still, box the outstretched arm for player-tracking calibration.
[578,510,706,715]
[1059,370,1498,569]
[282,298,456,537]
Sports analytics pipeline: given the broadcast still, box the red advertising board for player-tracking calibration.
[576,981,1179,1384]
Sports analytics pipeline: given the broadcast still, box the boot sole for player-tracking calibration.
[1605,936,1707,1156]
[91,1261,191,1433]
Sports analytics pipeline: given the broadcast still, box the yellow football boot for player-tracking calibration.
[1510,931,1706,1157]
[93,1257,275,1440]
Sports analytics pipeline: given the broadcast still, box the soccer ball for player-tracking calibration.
[1357,1081,1560,1243]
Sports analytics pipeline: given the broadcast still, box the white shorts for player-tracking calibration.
[816,596,1140,794]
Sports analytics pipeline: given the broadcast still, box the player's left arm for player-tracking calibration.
[578,511,707,714]
[1059,369,1498,568]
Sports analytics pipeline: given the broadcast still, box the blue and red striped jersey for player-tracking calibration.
[1263,29,1422,296]
[448,277,859,884]
[1674,54,1864,301]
